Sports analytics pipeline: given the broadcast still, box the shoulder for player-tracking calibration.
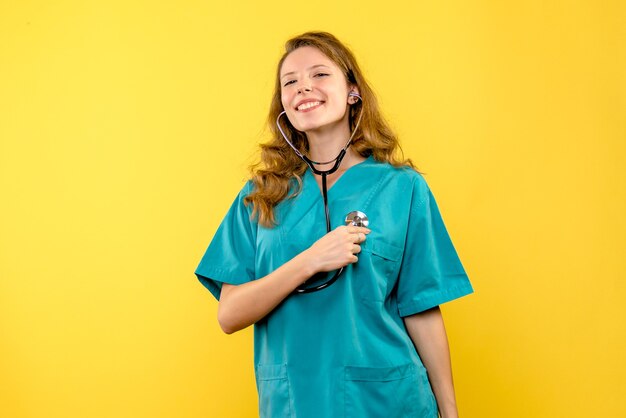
[222,179,256,216]
[242,179,254,195]
[369,157,431,195]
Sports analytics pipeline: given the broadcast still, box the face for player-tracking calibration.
[280,46,356,134]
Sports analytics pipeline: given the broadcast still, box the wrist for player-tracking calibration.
[297,248,319,278]
[439,403,459,418]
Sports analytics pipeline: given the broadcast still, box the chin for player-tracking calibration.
[289,117,321,133]
[297,122,321,133]
[289,113,344,134]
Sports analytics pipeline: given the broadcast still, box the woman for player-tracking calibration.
[195,31,473,418]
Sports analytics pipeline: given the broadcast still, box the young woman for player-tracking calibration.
[195,31,473,418]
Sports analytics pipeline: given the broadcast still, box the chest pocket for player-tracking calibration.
[353,239,403,303]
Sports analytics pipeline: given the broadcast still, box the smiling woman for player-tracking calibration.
[194,31,474,418]
[280,47,354,136]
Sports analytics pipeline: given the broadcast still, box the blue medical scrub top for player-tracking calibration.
[195,155,473,418]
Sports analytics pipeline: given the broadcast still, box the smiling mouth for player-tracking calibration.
[297,101,324,111]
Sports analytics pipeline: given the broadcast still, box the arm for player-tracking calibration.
[218,225,370,334]
[403,306,459,418]
[218,250,314,334]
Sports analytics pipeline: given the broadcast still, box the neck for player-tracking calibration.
[305,146,365,176]
[306,118,353,168]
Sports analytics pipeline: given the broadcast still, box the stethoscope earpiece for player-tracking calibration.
[348,92,361,103]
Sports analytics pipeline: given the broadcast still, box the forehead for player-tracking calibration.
[280,46,340,77]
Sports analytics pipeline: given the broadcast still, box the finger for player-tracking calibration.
[347,232,363,244]
[352,244,362,254]
[345,225,371,234]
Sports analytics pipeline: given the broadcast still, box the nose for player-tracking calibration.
[297,83,312,94]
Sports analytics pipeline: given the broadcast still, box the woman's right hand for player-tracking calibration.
[305,225,371,274]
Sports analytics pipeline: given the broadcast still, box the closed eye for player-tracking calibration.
[314,73,329,78]
[283,79,296,87]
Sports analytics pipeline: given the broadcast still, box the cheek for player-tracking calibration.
[279,93,299,128]
[280,90,292,110]
[281,93,299,125]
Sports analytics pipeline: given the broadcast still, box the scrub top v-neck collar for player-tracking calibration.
[304,154,374,198]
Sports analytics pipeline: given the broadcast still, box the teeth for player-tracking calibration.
[298,101,322,111]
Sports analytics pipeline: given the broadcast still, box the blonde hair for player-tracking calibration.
[245,31,417,227]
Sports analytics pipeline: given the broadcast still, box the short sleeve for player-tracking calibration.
[396,176,474,317]
[194,181,257,300]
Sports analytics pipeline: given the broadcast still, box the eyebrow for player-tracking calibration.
[280,64,331,80]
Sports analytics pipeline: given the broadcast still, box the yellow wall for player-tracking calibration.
[1,1,624,417]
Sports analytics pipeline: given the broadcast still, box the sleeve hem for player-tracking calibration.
[398,282,474,317]
[194,266,254,301]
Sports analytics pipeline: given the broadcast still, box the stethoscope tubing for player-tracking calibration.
[293,170,343,293]
[275,93,364,293]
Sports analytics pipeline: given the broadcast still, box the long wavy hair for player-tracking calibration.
[245,32,417,227]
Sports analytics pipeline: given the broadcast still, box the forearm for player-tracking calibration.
[404,307,459,418]
[217,225,369,334]
[217,249,315,334]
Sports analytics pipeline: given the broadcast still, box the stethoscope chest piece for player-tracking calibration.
[345,211,369,227]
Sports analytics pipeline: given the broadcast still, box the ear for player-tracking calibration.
[348,87,361,104]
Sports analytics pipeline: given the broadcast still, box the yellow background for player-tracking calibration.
[1,1,624,417]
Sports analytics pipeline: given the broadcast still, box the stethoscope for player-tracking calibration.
[276,92,369,293]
